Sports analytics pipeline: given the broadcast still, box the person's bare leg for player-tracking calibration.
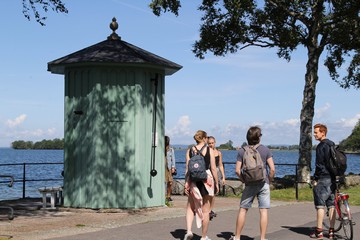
[167,181,172,199]
[259,208,268,240]
[234,208,248,239]
[201,195,212,239]
[185,197,195,235]
[317,208,325,229]
[328,207,336,228]
[210,195,215,211]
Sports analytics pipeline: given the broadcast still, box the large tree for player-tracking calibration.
[150,0,360,182]
[21,0,68,26]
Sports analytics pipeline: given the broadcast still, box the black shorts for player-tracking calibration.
[196,181,209,197]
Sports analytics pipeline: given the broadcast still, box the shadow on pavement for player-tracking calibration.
[281,225,312,236]
[170,229,186,239]
[170,229,205,240]
[216,231,241,239]
[217,231,254,240]
[170,229,241,240]
[239,236,254,240]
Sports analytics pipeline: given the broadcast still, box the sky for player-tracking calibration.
[0,0,359,148]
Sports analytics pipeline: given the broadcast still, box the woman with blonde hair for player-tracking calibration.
[183,130,219,240]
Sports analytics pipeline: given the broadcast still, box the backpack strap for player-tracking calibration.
[194,144,207,156]
[241,144,261,167]
[253,143,260,149]
[242,143,260,151]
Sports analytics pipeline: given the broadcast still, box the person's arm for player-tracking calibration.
[209,147,219,193]
[235,150,242,178]
[184,148,191,195]
[218,151,226,185]
[313,146,322,181]
[266,157,275,182]
[235,160,242,178]
[185,148,190,175]
[171,148,176,173]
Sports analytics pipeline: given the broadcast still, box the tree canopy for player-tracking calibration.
[339,120,360,152]
[21,0,68,26]
[150,0,360,182]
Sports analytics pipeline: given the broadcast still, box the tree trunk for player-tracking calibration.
[297,46,321,183]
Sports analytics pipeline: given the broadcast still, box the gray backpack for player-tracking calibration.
[239,144,266,184]
[188,145,208,182]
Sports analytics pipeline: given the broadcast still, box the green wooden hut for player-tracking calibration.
[47,18,182,209]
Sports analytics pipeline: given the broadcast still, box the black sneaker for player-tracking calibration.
[209,210,217,220]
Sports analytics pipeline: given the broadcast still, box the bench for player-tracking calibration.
[38,186,63,209]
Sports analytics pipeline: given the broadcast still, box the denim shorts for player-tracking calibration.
[313,178,335,209]
[240,182,270,209]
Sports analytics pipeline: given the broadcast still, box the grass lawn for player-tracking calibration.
[271,185,360,206]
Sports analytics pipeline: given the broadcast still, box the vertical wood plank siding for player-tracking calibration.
[63,67,165,209]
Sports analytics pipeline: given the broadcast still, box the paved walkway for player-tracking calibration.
[1,195,359,240]
[51,196,360,240]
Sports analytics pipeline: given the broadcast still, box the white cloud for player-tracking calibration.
[47,128,57,135]
[165,115,192,140]
[223,124,243,136]
[315,103,331,118]
[284,118,300,126]
[337,113,360,128]
[6,114,27,128]
[165,112,360,146]
[32,129,45,137]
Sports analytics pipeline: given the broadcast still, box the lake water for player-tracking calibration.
[0,148,359,200]
[0,148,63,200]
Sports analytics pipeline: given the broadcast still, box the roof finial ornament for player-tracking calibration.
[108,17,120,40]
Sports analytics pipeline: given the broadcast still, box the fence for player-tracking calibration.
[1,162,308,201]
[0,162,63,199]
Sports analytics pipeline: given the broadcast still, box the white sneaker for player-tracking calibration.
[183,232,193,240]
[201,237,211,240]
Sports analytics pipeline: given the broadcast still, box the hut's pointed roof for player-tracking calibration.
[48,18,182,75]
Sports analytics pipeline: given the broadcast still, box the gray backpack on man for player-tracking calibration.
[239,144,266,184]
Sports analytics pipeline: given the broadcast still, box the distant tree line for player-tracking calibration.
[217,140,235,150]
[12,138,64,150]
[339,120,360,153]
[267,145,300,151]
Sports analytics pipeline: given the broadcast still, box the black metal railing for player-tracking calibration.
[0,162,63,199]
[1,161,309,201]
